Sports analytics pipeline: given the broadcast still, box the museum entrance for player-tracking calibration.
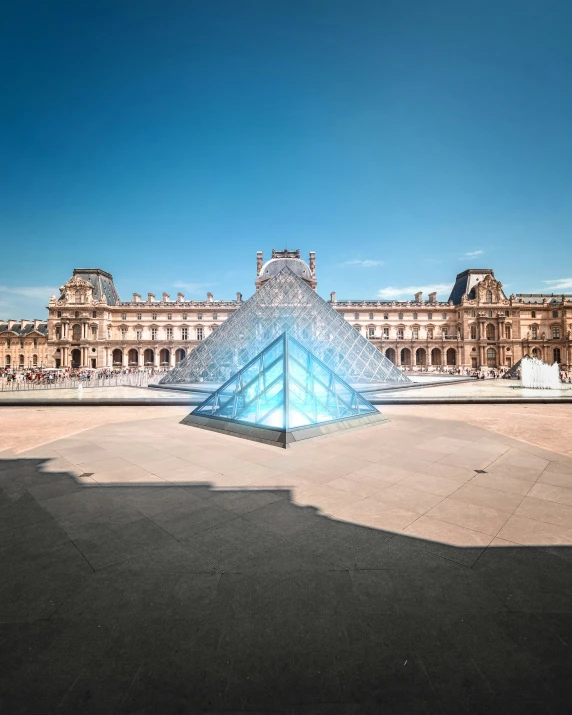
[486,347,497,367]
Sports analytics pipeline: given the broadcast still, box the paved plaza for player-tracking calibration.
[2,404,572,713]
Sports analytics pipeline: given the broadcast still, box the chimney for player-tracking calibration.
[257,251,263,276]
[21,319,27,329]
[133,293,141,303]
[236,292,242,303]
[207,292,213,302]
[428,292,437,303]
[309,252,316,276]
[414,291,422,303]
[162,292,170,302]
[330,291,336,303]
[8,319,16,329]
[147,293,155,302]
[177,292,184,302]
[34,319,40,329]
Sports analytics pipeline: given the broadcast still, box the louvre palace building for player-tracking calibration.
[1,249,571,371]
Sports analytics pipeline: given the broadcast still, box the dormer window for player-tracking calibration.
[485,290,493,303]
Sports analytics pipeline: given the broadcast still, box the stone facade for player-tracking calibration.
[29,251,572,371]
[0,320,49,368]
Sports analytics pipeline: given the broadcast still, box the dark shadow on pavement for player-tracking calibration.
[1,456,572,714]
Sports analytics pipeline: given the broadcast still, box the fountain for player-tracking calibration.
[520,356,561,390]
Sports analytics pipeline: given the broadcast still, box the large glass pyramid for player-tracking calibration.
[161,267,408,387]
[193,332,378,431]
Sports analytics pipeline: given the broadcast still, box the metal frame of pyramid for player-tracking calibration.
[182,332,388,448]
[501,354,530,379]
[160,267,409,390]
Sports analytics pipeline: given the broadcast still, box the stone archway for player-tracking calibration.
[385,347,396,364]
[400,348,411,366]
[486,347,497,367]
[159,348,170,366]
[175,348,186,363]
[128,348,138,366]
[112,348,123,366]
[71,348,81,368]
[446,348,456,366]
[431,348,442,366]
[415,348,426,366]
[144,348,154,366]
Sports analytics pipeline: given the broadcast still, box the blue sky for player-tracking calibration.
[1,0,572,318]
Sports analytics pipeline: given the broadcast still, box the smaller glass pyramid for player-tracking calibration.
[194,332,378,431]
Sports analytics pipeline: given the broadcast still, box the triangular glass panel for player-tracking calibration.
[161,267,408,388]
[193,332,378,432]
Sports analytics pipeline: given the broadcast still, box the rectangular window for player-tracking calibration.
[33,338,38,348]
[151,328,158,340]
[383,327,389,338]
[427,328,433,339]
[383,312,388,320]
[182,313,187,320]
[427,312,433,320]
[181,327,188,340]
[354,312,359,320]
[369,312,374,320]
[92,327,97,338]
[553,310,559,318]
[152,313,157,320]
[92,311,97,318]
[470,326,477,340]
[197,313,203,320]
[531,311,536,318]
[441,313,447,320]
[121,328,127,339]
[136,329,142,340]
[412,328,419,339]
[167,313,172,320]
[6,339,10,348]
[213,313,218,320]
[553,327,560,339]
[442,327,448,337]
[397,328,404,339]
[20,339,24,348]
[137,313,142,321]
[166,328,173,340]
[367,327,375,338]
[57,311,62,318]
[121,313,126,321]
[197,326,204,340]
[531,327,537,339]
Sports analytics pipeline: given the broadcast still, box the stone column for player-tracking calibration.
[123,350,129,367]
[154,351,160,367]
[395,344,401,366]
[139,350,144,367]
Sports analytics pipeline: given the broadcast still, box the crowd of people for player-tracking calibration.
[0,366,169,387]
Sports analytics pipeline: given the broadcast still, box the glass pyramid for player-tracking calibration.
[161,267,408,387]
[194,333,378,431]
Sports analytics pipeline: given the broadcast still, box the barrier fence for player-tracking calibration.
[0,372,167,392]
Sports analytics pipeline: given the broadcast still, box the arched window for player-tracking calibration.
[486,324,495,340]
[486,347,496,366]
[72,324,82,341]
[485,290,493,303]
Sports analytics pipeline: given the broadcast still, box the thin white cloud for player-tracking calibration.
[344,259,384,267]
[460,250,483,259]
[542,278,572,291]
[173,281,217,295]
[0,285,58,299]
[378,283,452,300]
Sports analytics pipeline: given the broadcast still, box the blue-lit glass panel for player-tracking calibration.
[194,332,377,432]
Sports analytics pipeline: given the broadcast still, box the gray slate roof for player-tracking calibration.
[0,321,48,336]
[72,268,120,305]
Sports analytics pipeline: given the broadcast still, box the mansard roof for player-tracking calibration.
[72,268,120,305]
[0,321,48,336]
[516,293,572,304]
[448,268,495,304]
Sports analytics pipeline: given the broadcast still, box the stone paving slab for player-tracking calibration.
[1,406,572,712]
